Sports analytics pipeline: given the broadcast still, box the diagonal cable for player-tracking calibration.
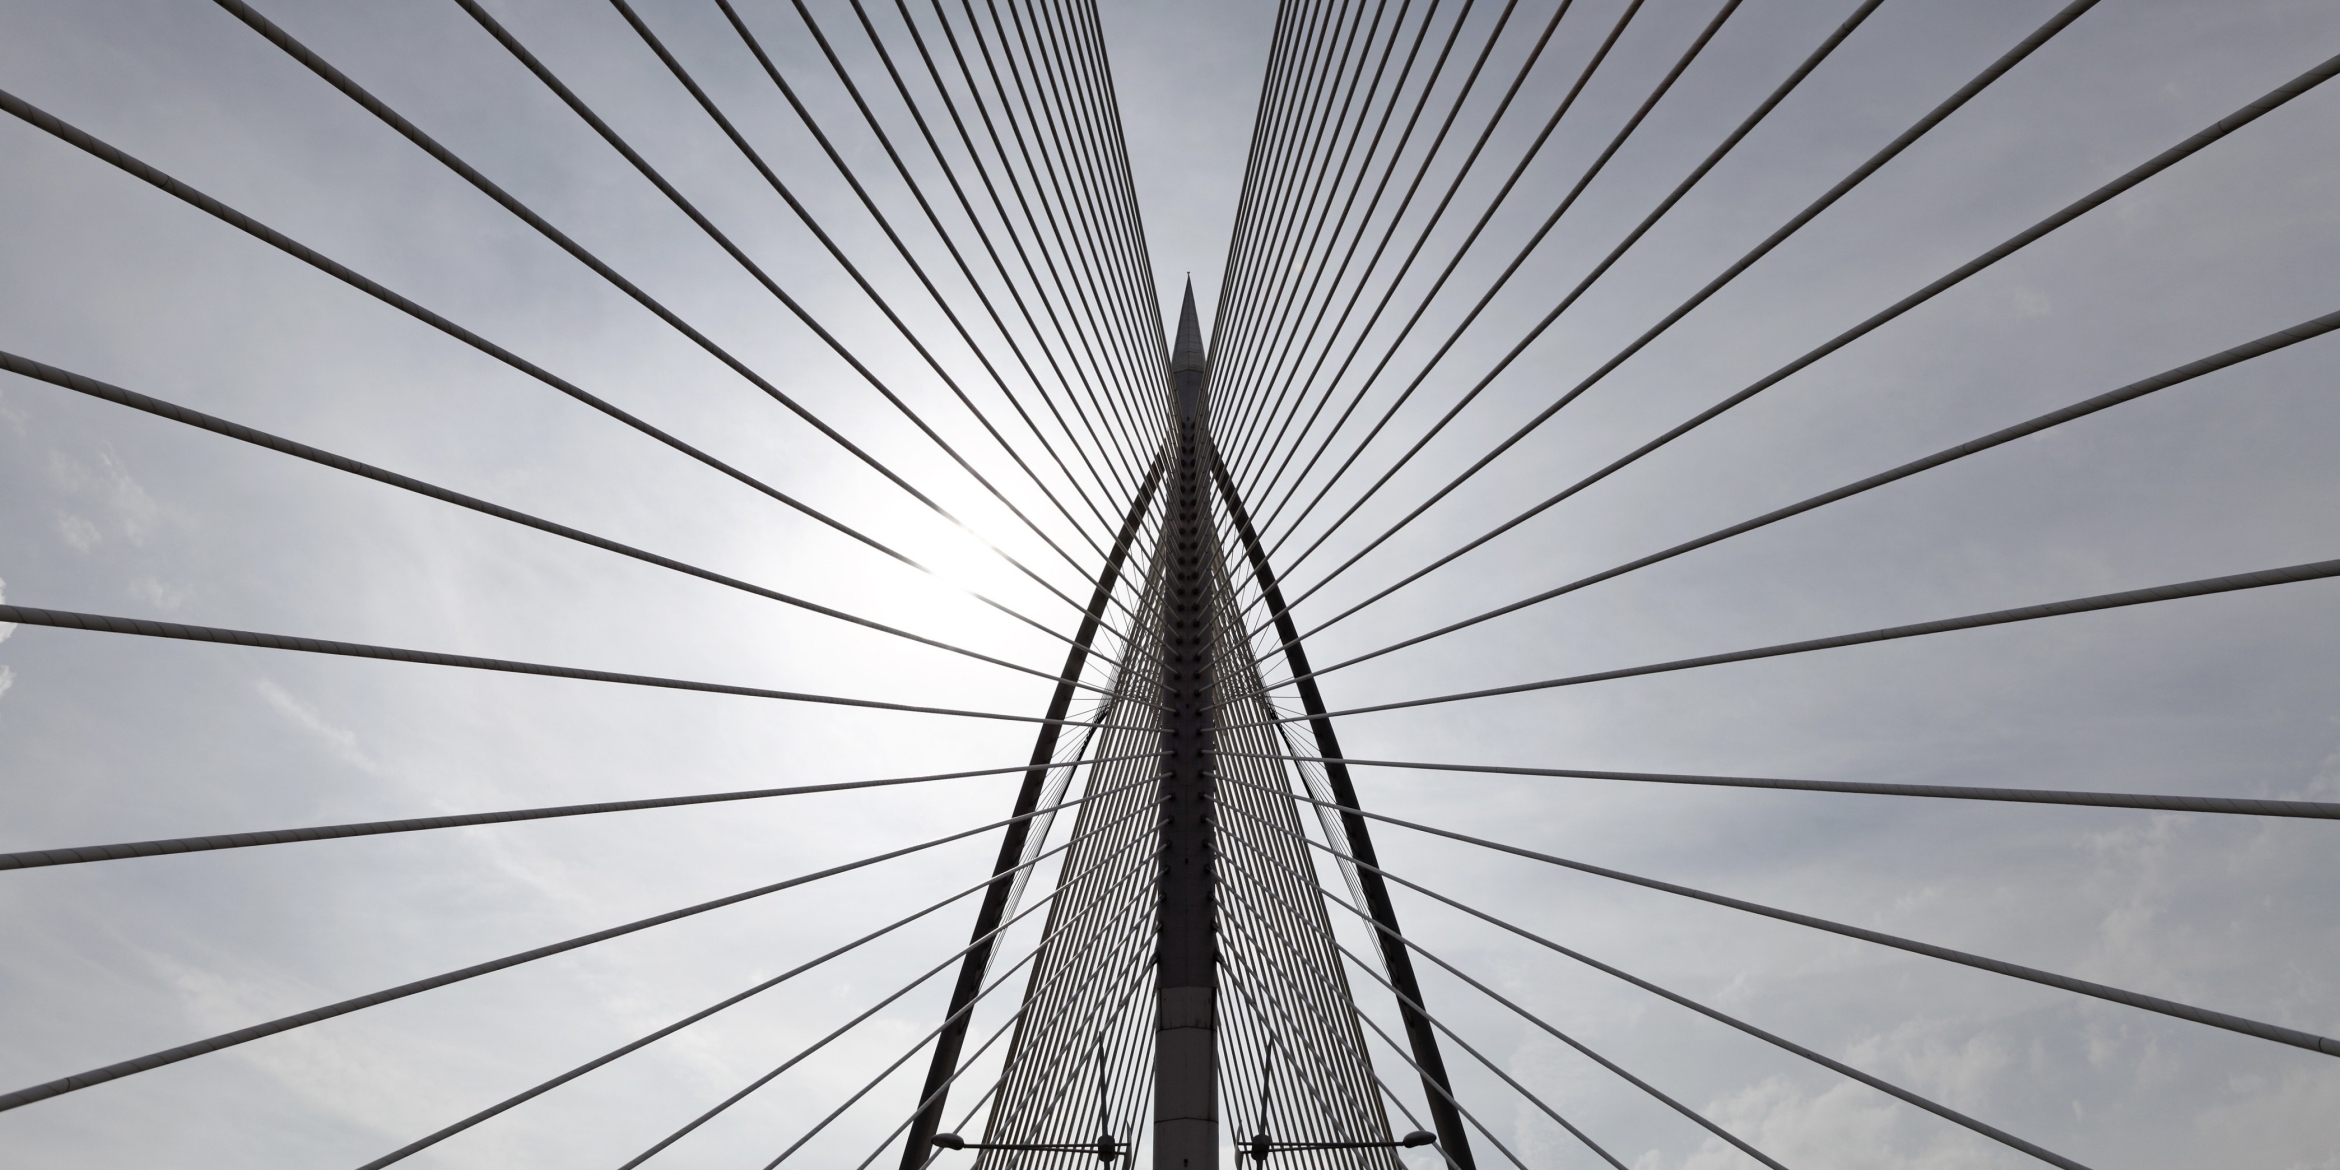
[211,0,1100,618]
[0,87,1112,658]
[0,349,1126,688]
[1229,772,2340,1059]
[0,603,1152,729]
[0,752,1159,872]
[1282,828,2097,1170]
[1217,751,2340,820]
[0,774,1156,1114]
[1253,41,2340,641]
[1225,555,2340,723]
[1219,813,1787,1170]
[354,792,1162,1168]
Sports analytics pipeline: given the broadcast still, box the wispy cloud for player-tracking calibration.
[129,575,193,611]
[254,678,385,777]
[54,510,102,553]
[48,443,162,548]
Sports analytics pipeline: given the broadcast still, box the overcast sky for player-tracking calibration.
[3,0,2338,1168]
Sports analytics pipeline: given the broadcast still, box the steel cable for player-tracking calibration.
[0,603,1155,729]
[1010,0,1165,382]
[749,836,1161,1169]
[1210,0,1398,464]
[1231,773,2340,1059]
[703,0,1128,544]
[858,0,1152,503]
[1271,824,2098,1170]
[983,0,1162,407]
[1364,1069,1463,1170]
[1212,0,1526,495]
[614,797,1163,1168]
[1211,796,1397,1153]
[211,0,1103,619]
[1345,984,1534,1170]
[1216,0,1457,495]
[1227,0,1582,520]
[0,87,1109,658]
[0,753,1161,873]
[1001,0,1173,463]
[914,0,1160,480]
[1195,0,1316,440]
[823,0,1150,518]
[1214,940,1406,1170]
[1235,0,1662,502]
[1248,0,2112,577]
[0,349,1126,689]
[1216,847,1623,1170]
[1218,0,1427,483]
[852,992,1033,1170]
[1245,0,1740,568]
[1226,555,2340,724]
[1207,0,1353,354]
[1257,305,2340,680]
[478,0,1116,585]
[950,0,1161,446]
[1254,39,2340,642]
[1222,0,1476,477]
[1255,0,2096,552]
[907,884,1165,1170]
[1052,0,1175,384]
[1238,0,1887,596]
[1216,0,1433,470]
[754,0,1135,525]
[1217,751,2340,820]
[1218,815,1788,1170]
[0,774,1158,1114]
[353,793,1162,1168]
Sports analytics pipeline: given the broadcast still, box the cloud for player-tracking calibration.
[2188,1065,2340,1170]
[54,510,102,552]
[129,574,193,611]
[1844,1020,2016,1112]
[131,942,440,1144]
[48,443,161,547]
[2307,740,2340,801]
[1669,1077,2004,1170]
[253,678,385,777]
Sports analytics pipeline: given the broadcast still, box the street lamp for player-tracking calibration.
[930,1132,1124,1162]
[1243,1129,1438,1162]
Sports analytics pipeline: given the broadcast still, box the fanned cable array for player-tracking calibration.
[1,0,2336,1168]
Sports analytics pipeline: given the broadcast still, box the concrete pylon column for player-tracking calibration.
[1153,281,1218,1170]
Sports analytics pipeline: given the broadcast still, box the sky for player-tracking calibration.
[2,1,2338,1168]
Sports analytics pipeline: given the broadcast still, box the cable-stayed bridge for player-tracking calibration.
[0,1,2336,1167]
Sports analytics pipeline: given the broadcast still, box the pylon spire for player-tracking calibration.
[1171,278,1207,374]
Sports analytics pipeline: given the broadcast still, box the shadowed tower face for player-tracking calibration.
[1154,281,1218,1169]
